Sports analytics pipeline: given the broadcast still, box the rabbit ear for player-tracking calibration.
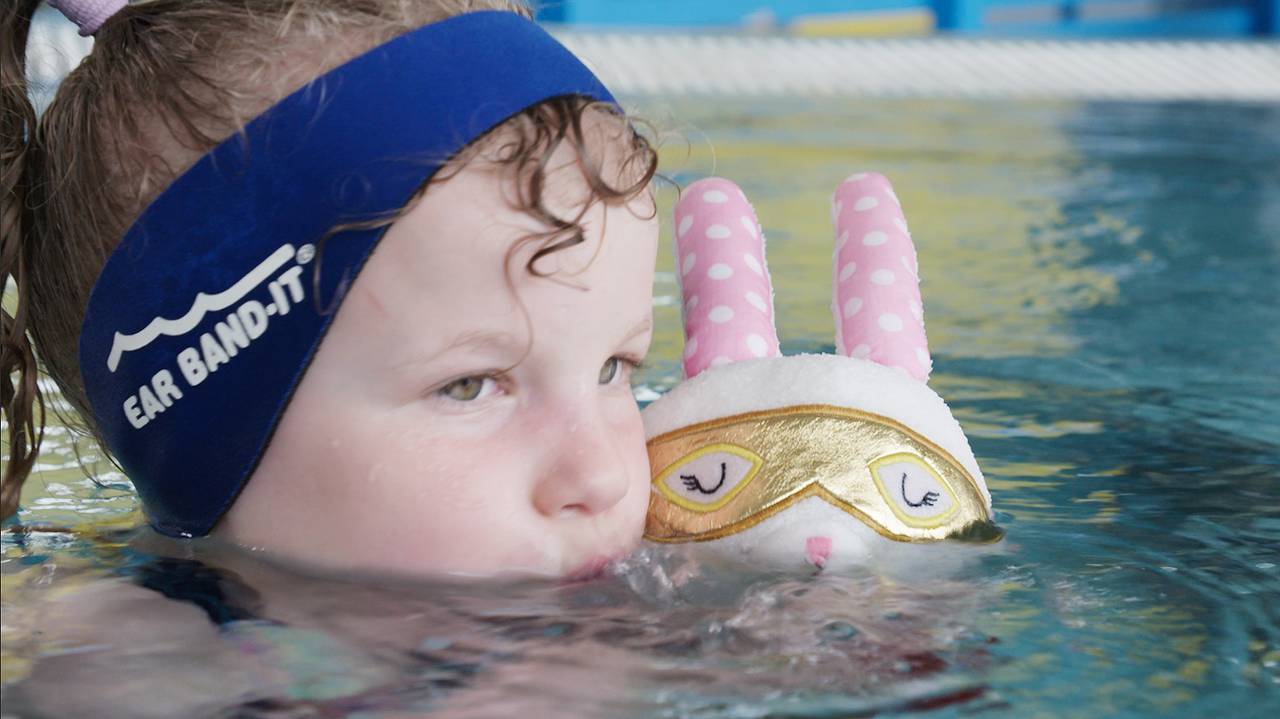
[830,172,932,382]
[675,178,780,379]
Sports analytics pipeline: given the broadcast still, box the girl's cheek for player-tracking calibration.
[433,463,501,513]
[407,429,523,512]
[602,385,645,426]
[608,401,652,501]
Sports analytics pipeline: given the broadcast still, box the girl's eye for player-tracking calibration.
[598,357,622,385]
[438,376,497,402]
[599,356,644,385]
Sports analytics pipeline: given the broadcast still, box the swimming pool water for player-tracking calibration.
[3,97,1278,717]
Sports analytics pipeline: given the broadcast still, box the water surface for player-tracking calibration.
[4,97,1279,717]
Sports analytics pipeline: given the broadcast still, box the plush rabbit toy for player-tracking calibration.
[643,174,1000,571]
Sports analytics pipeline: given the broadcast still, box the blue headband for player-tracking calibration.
[78,12,617,537]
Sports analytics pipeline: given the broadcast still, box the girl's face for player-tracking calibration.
[217,132,658,578]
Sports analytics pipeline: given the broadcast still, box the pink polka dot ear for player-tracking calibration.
[675,178,780,379]
[830,173,932,382]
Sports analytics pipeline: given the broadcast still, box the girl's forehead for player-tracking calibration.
[339,191,656,374]
[389,143,653,274]
[383,196,654,301]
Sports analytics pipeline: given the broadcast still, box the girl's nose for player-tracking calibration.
[531,411,631,518]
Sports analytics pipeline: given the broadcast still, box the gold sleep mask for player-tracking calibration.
[645,404,995,544]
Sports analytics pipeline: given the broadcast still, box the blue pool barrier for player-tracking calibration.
[536,1,1280,37]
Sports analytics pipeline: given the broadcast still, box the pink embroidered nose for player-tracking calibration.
[805,536,833,568]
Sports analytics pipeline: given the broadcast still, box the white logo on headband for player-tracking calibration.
[113,243,314,431]
[107,244,313,372]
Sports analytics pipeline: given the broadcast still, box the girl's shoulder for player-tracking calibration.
[5,558,393,717]
[6,571,251,718]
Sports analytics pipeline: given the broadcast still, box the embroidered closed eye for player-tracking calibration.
[868,452,960,528]
[652,443,763,512]
[681,462,726,494]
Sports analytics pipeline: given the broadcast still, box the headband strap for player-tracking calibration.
[79,12,617,536]
[48,0,126,36]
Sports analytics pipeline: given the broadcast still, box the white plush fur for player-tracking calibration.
[642,354,993,570]
[705,496,999,575]
[644,354,989,507]
[719,496,883,570]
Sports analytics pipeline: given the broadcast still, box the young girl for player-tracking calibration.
[1,0,660,578]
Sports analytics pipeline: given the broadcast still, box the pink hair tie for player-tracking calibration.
[48,0,127,37]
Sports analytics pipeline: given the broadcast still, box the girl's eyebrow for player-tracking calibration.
[388,319,651,374]
[388,330,523,371]
[620,317,653,344]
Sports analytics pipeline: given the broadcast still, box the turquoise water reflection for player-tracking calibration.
[4,98,1278,716]
[634,97,1279,716]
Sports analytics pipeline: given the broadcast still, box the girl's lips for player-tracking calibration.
[563,554,613,583]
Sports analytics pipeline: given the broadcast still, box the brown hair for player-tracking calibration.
[0,0,658,522]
